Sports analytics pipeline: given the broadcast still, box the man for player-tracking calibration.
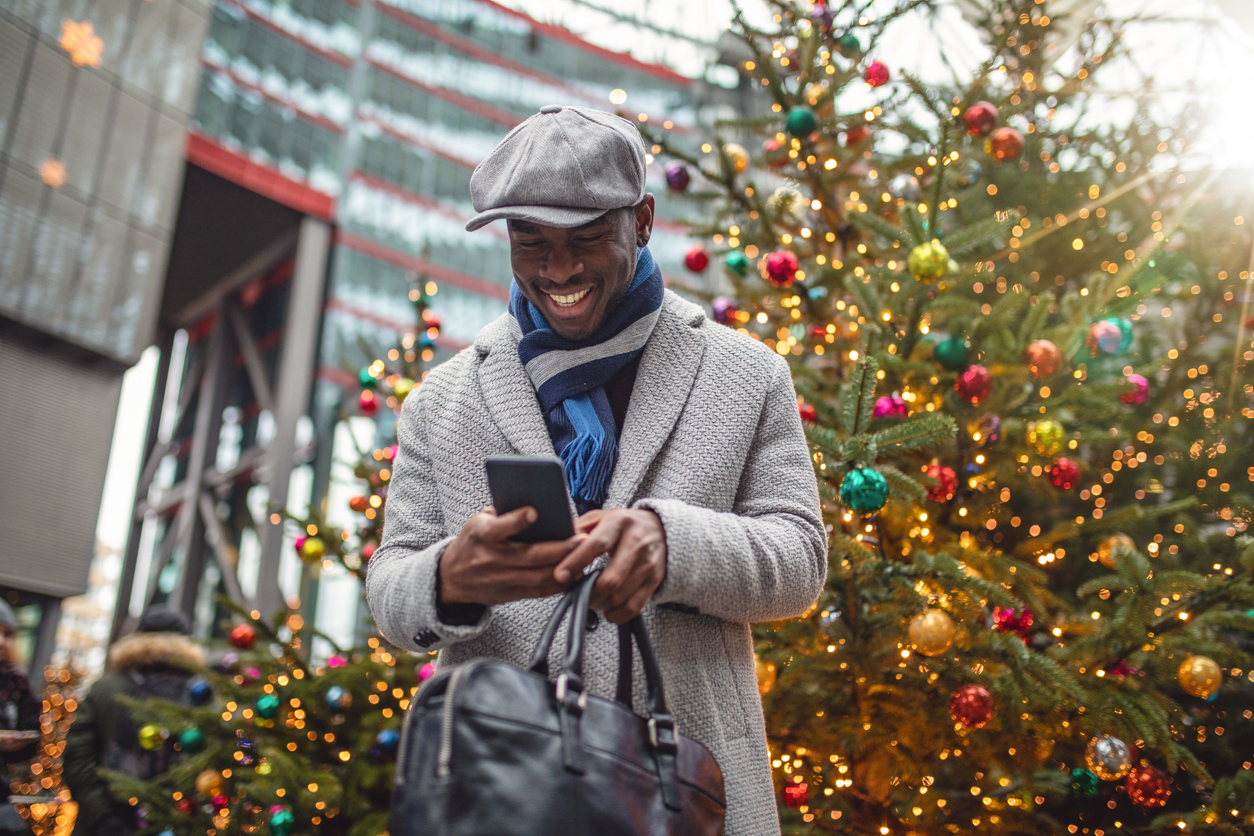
[367,105,826,835]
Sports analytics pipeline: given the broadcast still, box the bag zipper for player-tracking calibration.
[436,664,470,777]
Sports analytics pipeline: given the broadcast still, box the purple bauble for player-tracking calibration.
[811,5,836,29]
[1086,320,1123,356]
[873,394,908,419]
[711,297,739,326]
[664,162,690,193]
[973,414,1001,446]
[218,652,239,673]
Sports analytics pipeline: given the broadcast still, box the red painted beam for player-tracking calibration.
[186,131,336,221]
[334,230,510,301]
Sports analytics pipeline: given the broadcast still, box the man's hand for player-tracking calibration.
[554,509,667,624]
[439,507,584,607]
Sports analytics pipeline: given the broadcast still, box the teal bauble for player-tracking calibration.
[934,337,970,371]
[785,106,818,138]
[725,251,750,276]
[255,694,281,720]
[1070,767,1100,799]
[1110,317,1134,352]
[269,810,295,836]
[839,467,889,513]
[836,33,862,58]
[178,727,205,753]
[358,368,377,390]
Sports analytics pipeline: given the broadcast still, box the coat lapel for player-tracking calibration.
[476,315,556,458]
[604,291,707,509]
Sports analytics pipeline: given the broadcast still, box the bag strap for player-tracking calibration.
[525,571,596,676]
[616,618,681,811]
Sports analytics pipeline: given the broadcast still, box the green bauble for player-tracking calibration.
[839,467,889,513]
[256,694,281,720]
[358,368,378,390]
[785,106,818,138]
[933,337,969,371]
[178,728,205,753]
[1110,317,1134,352]
[269,810,295,836]
[725,251,750,276]
[908,239,949,283]
[835,33,862,58]
[1028,419,1064,457]
[1070,767,1100,798]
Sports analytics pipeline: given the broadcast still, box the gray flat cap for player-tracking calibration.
[465,105,647,231]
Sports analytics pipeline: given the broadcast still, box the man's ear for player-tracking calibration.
[634,194,655,247]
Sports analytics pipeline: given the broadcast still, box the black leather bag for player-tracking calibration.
[392,569,726,835]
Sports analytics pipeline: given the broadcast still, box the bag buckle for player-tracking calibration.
[555,673,587,712]
[648,716,678,753]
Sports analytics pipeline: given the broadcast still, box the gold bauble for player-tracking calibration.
[722,143,750,174]
[1178,655,1222,699]
[908,609,956,656]
[300,536,325,562]
[1027,419,1064,457]
[755,656,777,695]
[908,239,950,283]
[1096,533,1135,569]
[137,724,166,751]
[393,377,415,401]
[196,768,226,798]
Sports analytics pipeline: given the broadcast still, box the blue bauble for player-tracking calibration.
[418,333,436,350]
[188,677,212,706]
[326,685,352,711]
[375,729,401,756]
[839,467,889,513]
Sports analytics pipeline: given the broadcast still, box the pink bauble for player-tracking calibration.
[1120,373,1149,405]
[873,394,908,419]
[359,390,380,415]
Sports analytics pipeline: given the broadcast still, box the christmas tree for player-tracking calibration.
[645,0,1254,832]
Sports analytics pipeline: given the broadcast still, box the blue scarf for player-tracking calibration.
[510,246,664,510]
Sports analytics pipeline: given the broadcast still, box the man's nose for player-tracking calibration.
[537,244,584,284]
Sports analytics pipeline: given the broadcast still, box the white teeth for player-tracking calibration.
[547,287,592,307]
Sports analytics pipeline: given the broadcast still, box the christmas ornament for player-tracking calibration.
[762,138,788,169]
[178,727,205,753]
[755,656,777,695]
[1048,457,1080,490]
[218,652,239,673]
[422,311,442,333]
[175,798,195,815]
[1178,655,1222,698]
[873,394,907,419]
[684,246,709,273]
[840,467,889,514]
[1096,533,1135,569]
[782,780,809,808]
[963,101,999,137]
[664,161,690,192]
[988,126,1024,160]
[909,609,956,656]
[785,105,818,138]
[293,534,306,555]
[712,297,739,327]
[908,239,949,283]
[1086,320,1123,355]
[1125,765,1171,807]
[1120,373,1149,405]
[328,655,348,668]
[228,623,257,650]
[361,542,378,561]
[954,365,991,404]
[255,694,281,720]
[358,368,377,389]
[763,250,799,288]
[949,684,994,729]
[722,143,749,174]
[326,685,352,711]
[834,32,862,58]
[1085,735,1131,780]
[1027,419,1063,457]
[971,414,1001,446]
[725,250,750,276]
[418,662,437,682]
[418,332,436,350]
[1112,317,1134,351]
[993,606,1033,637]
[359,390,380,415]
[300,536,325,562]
[1070,768,1100,798]
[349,495,370,513]
[211,794,229,810]
[798,402,817,422]
[1025,339,1062,378]
[843,125,870,145]
[242,666,262,683]
[934,337,970,370]
[196,768,226,798]
[863,60,889,87]
[269,809,295,836]
[375,729,401,757]
[188,677,212,706]
[393,377,415,401]
[236,730,255,766]
[924,463,957,502]
[137,724,166,751]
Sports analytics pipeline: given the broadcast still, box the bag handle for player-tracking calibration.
[615,618,682,811]
[525,570,597,677]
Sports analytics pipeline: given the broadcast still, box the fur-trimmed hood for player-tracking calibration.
[107,632,205,673]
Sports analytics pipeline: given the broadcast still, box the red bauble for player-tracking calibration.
[863,61,889,87]
[684,246,710,273]
[798,402,818,422]
[844,125,870,145]
[764,250,799,288]
[963,101,999,137]
[1048,457,1080,489]
[359,390,380,416]
[175,798,196,815]
[422,311,442,333]
[228,623,256,650]
[361,542,377,561]
[988,127,1024,160]
[763,138,788,169]
[993,606,1034,637]
[782,780,810,808]
[1024,339,1061,379]
[348,496,370,513]
[1125,765,1171,808]
[949,684,995,729]
[954,364,991,404]
[924,463,957,502]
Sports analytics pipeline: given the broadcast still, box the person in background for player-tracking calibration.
[64,609,203,836]
[0,601,40,834]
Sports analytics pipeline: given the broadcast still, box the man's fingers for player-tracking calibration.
[553,517,624,582]
[508,535,585,567]
[481,505,537,539]
[575,509,606,533]
[604,583,655,624]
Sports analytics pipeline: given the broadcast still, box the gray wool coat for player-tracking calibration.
[367,289,828,836]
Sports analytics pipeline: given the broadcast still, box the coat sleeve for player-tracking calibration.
[62,684,115,831]
[366,387,493,653]
[636,354,827,623]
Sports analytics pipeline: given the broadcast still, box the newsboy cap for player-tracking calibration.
[465,105,647,232]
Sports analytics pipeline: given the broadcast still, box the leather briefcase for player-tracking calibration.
[392,568,726,834]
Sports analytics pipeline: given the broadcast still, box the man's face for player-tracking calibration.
[509,197,654,341]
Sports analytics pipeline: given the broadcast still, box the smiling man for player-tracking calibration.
[367,105,827,835]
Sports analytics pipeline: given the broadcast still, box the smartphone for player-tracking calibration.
[484,456,576,543]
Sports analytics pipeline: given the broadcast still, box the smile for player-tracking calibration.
[546,287,592,307]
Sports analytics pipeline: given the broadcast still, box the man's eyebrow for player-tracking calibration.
[572,215,613,232]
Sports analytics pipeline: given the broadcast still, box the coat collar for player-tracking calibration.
[474,290,707,508]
